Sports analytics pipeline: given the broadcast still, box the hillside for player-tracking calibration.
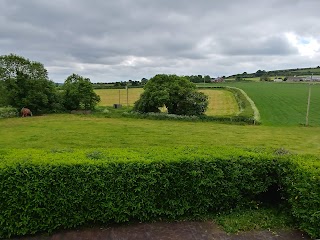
[228,66,320,78]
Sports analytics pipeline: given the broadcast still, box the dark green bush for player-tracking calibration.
[282,156,320,238]
[0,148,319,238]
[0,107,18,118]
[123,112,256,124]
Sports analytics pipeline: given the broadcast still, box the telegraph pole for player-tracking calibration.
[126,84,129,107]
[305,73,313,126]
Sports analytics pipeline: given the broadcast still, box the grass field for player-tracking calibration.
[95,88,239,116]
[1,114,320,154]
[95,88,143,107]
[2,83,320,238]
[208,82,320,126]
[200,89,239,116]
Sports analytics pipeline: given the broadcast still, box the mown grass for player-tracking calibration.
[95,88,239,116]
[201,89,239,116]
[210,82,320,126]
[1,114,320,154]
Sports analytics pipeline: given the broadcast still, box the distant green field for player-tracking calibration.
[212,82,320,126]
[291,68,320,74]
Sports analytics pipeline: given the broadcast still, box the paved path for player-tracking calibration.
[9,221,311,240]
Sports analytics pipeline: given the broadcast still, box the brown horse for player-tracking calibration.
[21,107,33,117]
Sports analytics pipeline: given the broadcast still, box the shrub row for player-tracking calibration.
[92,85,143,89]
[223,87,257,122]
[0,107,18,119]
[124,111,256,124]
[0,147,319,238]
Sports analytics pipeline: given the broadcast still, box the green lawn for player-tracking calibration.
[1,114,320,155]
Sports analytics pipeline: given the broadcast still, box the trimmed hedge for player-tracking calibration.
[0,148,319,238]
[283,156,320,238]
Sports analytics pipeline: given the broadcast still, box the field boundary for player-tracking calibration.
[226,86,261,123]
[197,86,260,124]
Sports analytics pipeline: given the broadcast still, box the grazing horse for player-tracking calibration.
[21,107,33,117]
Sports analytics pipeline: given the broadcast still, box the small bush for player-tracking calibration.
[0,107,18,118]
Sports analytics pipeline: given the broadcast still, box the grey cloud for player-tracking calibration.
[216,36,298,56]
[1,0,320,82]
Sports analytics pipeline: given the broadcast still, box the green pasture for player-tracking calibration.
[1,114,320,155]
[210,82,320,126]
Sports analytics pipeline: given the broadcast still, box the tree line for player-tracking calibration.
[0,54,100,114]
[0,54,209,116]
[229,66,320,79]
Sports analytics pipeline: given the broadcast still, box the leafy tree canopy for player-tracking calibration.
[0,54,62,113]
[134,74,208,116]
[63,73,100,110]
[0,53,48,81]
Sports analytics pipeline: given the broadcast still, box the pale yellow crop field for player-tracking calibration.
[95,88,239,116]
[200,89,239,116]
[95,88,144,107]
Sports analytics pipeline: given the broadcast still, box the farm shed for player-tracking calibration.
[211,77,224,83]
[286,76,305,82]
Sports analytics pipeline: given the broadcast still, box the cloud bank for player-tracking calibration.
[1,0,319,82]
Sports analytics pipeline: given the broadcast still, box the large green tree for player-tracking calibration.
[62,73,100,110]
[0,54,48,81]
[0,54,62,113]
[134,74,208,116]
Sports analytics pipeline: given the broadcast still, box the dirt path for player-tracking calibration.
[9,221,310,240]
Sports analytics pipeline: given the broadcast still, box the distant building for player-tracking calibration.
[305,76,320,81]
[274,78,283,82]
[211,77,224,83]
[286,76,305,82]
[287,76,320,82]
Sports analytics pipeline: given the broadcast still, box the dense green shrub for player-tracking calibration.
[0,148,319,238]
[282,156,320,238]
[62,74,100,111]
[134,74,208,116]
[0,107,18,118]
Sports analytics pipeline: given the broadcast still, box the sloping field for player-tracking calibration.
[1,114,320,154]
[95,88,239,116]
[218,82,320,126]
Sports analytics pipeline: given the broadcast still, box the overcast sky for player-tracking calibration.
[1,0,320,83]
